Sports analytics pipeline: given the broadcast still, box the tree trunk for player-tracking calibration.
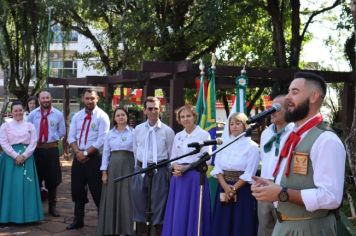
[0,65,10,124]
[345,0,356,180]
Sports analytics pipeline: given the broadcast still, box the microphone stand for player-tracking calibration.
[182,122,260,236]
[114,148,201,236]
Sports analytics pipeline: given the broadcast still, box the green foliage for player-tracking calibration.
[0,0,49,103]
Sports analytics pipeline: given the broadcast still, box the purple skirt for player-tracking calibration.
[212,181,258,236]
[162,169,212,236]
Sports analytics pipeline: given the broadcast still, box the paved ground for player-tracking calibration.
[0,158,98,236]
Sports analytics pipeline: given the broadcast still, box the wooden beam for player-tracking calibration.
[169,73,185,132]
[142,61,192,73]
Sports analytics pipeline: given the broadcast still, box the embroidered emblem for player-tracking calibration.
[91,123,96,129]
[293,152,308,175]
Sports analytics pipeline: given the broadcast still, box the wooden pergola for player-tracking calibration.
[48,60,354,133]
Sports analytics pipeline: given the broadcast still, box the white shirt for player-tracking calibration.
[211,135,260,182]
[275,114,346,212]
[259,123,293,180]
[100,126,134,170]
[171,126,211,164]
[68,106,110,150]
[27,107,66,142]
[133,119,175,163]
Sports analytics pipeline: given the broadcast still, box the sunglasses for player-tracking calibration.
[147,107,159,111]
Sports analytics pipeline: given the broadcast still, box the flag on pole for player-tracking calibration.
[222,68,248,141]
[199,67,217,145]
[196,59,206,126]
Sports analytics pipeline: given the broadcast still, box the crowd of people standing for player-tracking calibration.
[0,72,346,236]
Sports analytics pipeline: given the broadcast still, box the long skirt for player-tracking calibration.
[162,169,212,236]
[212,181,258,236]
[0,144,43,223]
[97,150,135,236]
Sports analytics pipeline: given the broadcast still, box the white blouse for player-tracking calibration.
[100,126,134,170]
[211,135,259,182]
[171,126,212,164]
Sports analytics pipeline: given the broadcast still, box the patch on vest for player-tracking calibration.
[293,152,308,175]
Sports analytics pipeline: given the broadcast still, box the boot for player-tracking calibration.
[66,202,85,230]
[48,188,60,217]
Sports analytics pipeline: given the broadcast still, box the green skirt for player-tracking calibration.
[0,144,43,223]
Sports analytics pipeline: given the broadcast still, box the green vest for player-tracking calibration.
[277,123,330,219]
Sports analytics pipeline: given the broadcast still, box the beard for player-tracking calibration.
[285,98,309,123]
[40,102,51,109]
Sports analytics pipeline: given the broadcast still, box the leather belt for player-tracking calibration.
[223,170,243,182]
[37,142,58,149]
[273,209,313,222]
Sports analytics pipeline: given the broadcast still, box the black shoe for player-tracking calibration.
[66,220,84,230]
[49,207,60,217]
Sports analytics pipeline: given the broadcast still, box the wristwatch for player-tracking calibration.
[83,150,88,157]
[278,187,289,202]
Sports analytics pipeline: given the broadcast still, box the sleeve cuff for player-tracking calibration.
[301,188,318,212]
[210,167,223,177]
[239,173,252,183]
[100,165,108,171]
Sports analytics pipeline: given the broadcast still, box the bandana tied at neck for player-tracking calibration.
[272,114,323,177]
[38,108,51,143]
[263,125,286,156]
[79,112,92,146]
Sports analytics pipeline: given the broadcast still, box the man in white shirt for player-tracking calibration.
[131,96,175,236]
[252,72,346,236]
[66,89,110,230]
[258,95,293,236]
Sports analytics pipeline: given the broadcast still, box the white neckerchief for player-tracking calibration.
[142,125,158,169]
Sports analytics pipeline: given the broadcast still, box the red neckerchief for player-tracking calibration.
[79,112,92,146]
[272,114,323,177]
[38,107,51,143]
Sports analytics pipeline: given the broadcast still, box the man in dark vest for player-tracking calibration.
[251,72,346,236]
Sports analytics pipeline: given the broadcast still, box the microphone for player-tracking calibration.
[247,103,281,124]
[187,138,223,148]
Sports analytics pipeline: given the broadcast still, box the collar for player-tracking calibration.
[293,113,322,132]
[145,119,161,129]
[183,125,200,137]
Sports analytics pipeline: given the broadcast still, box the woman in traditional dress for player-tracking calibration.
[162,104,212,236]
[0,100,43,223]
[211,112,259,236]
[97,107,135,235]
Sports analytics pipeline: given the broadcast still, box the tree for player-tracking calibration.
[345,0,356,181]
[0,0,49,104]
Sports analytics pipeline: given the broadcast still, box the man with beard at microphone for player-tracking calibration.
[162,104,212,236]
[252,72,346,236]
[257,95,293,236]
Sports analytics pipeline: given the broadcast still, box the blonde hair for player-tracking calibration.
[175,104,198,125]
[228,112,249,134]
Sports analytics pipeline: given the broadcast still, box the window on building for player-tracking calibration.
[52,24,79,43]
[50,60,77,78]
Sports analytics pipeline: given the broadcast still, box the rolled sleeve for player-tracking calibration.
[68,114,78,145]
[100,134,111,170]
[210,153,224,177]
[239,145,260,183]
[301,132,345,212]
